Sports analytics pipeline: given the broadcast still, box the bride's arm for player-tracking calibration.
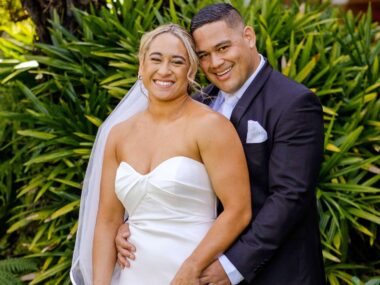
[93,129,124,285]
[171,113,251,285]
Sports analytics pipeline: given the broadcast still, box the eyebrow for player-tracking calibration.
[215,40,231,49]
[149,52,186,61]
[149,52,162,57]
[196,40,232,55]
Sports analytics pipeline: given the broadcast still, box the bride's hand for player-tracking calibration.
[170,259,201,285]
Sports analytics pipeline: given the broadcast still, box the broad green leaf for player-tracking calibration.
[323,250,341,263]
[169,0,179,23]
[348,208,380,225]
[52,178,82,189]
[326,155,380,179]
[293,55,317,83]
[74,132,95,141]
[322,106,338,116]
[67,221,78,240]
[326,143,341,152]
[27,55,83,74]
[320,183,380,193]
[17,176,45,198]
[265,36,276,69]
[316,88,344,97]
[85,115,103,127]
[46,200,80,221]
[7,219,31,234]
[16,81,49,114]
[30,260,71,284]
[320,127,363,177]
[26,211,51,221]
[24,150,75,165]
[17,130,56,140]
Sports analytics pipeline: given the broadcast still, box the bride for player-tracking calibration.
[70,23,251,285]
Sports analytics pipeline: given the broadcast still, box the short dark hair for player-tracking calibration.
[190,3,244,34]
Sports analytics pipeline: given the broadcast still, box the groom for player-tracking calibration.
[116,3,326,285]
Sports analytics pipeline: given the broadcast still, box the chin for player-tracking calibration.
[218,84,235,94]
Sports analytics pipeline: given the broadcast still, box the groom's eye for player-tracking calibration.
[218,45,229,52]
[197,53,208,60]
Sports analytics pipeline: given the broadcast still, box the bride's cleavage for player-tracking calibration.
[119,155,204,176]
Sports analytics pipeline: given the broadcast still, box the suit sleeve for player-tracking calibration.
[224,92,324,282]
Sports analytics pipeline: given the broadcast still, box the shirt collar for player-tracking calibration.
[220,54,266,100]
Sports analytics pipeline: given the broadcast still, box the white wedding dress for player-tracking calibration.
[115,156,217,285]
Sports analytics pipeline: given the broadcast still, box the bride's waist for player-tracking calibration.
[128,215,215,225]
[127,218,214,242]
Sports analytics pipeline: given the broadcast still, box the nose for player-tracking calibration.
[210,53,224,68]
[157,61,171,75]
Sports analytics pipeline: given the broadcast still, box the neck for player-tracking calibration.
[250,52,261,77]
[147,94,190,121]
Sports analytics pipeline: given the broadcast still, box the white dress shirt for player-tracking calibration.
[212,54,265,284]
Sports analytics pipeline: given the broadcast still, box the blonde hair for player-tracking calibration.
[138,24,200,94]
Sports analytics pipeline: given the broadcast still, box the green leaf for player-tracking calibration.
[17,130,56,140]
[320,127,363,177]
[30,260,71,284]
[24,150,75,165]
[46,200,80,221]
[85,115,103,127]
[293,55,317,83]
[322,250,341,263]
[16,81,49,115]
[7,219,31,234]
[348,208,380,225]
[320,183,380,193]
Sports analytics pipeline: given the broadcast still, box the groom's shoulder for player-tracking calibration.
[268,68,311,96]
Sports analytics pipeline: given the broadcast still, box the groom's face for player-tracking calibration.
[193,20,257,94]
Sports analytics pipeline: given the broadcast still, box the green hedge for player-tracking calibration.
[0,0,379,284]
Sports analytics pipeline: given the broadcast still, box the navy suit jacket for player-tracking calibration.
[198,61,326,285]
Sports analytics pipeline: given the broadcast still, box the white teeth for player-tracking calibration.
[216,67,232,76]
[155,80,173,87]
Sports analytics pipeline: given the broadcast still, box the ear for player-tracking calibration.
[243,26,256,49]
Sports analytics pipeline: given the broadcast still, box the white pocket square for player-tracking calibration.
[246,120,268,143]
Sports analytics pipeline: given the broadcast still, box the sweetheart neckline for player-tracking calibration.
[118,156,205,176]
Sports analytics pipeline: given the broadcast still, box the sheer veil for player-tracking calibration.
[70,80,148,285]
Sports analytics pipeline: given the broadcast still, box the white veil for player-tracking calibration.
[70,80,148,285]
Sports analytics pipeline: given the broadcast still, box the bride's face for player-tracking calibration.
[139,33,192,102]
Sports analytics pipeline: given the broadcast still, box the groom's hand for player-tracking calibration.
[115,223,136,268]
[199,260,231,285]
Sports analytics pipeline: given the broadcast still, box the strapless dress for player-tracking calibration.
[115,156,217,285]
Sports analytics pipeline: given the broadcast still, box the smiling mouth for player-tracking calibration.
[154,80,174,87]
[215,66,232,77]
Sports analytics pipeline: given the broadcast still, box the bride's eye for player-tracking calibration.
[172,60,184,65]
[150,57,161,63]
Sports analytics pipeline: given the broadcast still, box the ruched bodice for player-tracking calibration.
[115,156,216,284]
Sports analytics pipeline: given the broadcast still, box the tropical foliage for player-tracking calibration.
[0,0,379,284]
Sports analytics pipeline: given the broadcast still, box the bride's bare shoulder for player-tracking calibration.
[108,112,145,140]
[188,99,238,143]
[189,99,231,128]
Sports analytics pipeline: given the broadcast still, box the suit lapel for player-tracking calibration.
[230,62,273,128]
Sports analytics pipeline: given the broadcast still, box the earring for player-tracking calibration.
[138,75,142,80]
